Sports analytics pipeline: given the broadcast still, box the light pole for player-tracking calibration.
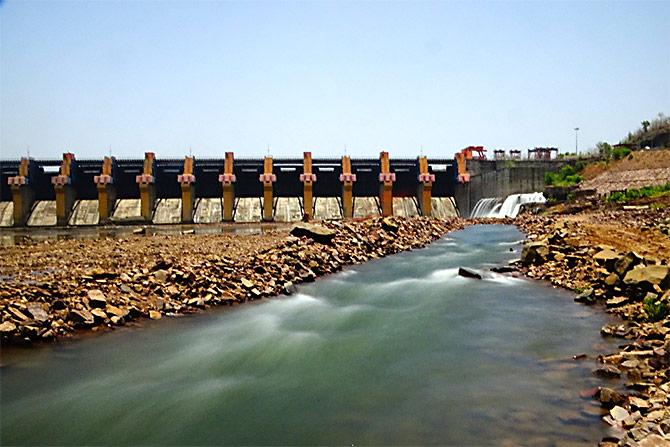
[574,127,580,156]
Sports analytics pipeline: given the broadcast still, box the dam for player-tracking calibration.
[0,147,564,227]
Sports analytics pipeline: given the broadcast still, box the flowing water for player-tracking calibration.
[471,193,546,218]
[0,225,619,445]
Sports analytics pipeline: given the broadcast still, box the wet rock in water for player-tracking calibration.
[26,303,48,322]
[458,267,482,279]
[149,310,162,320]
[490,266,518,274]
[575,288,595,304]
[283,282,297,295]
[520,241,549,266]
[594,364,622,378]
[289,223,336,245]
[598,387,625,407]
[624,266,670,291]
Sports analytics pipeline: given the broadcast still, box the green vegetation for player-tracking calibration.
[545,164,583,187]
[596,141,632,161]
[622,112,670,145]
[644,295,669,322]
[606,182,670,203]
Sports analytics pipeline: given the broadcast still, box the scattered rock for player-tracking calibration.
[26,303,48,322]
[624,266,670,291]
[87,289,107,308]
[68,309,94,326]
[594,365,622,379]
[458,267,482,279]
[289,223,336,244]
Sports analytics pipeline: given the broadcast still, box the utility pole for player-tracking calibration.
[574,127,580,156]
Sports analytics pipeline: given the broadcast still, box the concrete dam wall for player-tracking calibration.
[1,151,564,226]
[454,160,566,217]
[0,197,458,227]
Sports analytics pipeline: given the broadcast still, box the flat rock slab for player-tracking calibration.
[290,223,336,244]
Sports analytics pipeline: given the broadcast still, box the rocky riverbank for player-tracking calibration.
[515,206,670,446]
[0,217,465,346]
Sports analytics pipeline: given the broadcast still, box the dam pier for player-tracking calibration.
[0,147,564,227]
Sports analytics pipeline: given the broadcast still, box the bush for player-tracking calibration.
[545,164,583,187]
[612,147,631,160]
[644,296,669,322]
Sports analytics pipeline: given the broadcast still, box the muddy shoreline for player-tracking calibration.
[0,217,466,346]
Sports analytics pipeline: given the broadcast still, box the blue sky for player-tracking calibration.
[1,0,668,160]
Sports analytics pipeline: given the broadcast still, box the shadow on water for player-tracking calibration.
[0,225,621,445]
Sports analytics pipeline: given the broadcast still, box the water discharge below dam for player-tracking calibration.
[0,225,619,445]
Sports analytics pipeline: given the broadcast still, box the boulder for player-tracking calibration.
[623,265,670,291]
[614,252,644,277]
[153,270,169,283]
[597,387,624,407]
[149,310,162,320]
[594,248,621,270]
[290,223,336,244]
[458,268,482,279]
[90,309,108,321]
[68,309,94,326]
[520,241,549,266]
[609,405,629,422]
[105,305,128,318]
[593,364,622,378]
[87,289,107,308]
[26,303,48,322]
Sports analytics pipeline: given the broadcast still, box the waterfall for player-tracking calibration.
[470,198,503,218]
[471,192,545,218]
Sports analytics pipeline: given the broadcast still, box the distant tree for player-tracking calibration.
[596,141,612,159]
[642,120,651,133]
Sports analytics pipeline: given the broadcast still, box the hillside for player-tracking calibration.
[579,149,670,194]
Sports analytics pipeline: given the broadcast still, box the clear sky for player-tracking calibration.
[1,0,668,160]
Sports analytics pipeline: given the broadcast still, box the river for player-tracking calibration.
[0,225,619,445]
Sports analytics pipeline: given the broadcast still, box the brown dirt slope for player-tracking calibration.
[580,150,670,194]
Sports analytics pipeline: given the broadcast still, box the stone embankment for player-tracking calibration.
[515,208,670,447]
[0,217,465,346]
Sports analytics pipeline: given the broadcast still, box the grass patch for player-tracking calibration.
[606,182,670,203]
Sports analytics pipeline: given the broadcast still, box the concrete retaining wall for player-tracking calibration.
[454,160,565,217]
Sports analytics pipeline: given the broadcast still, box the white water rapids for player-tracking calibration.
[470,192,546,218]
